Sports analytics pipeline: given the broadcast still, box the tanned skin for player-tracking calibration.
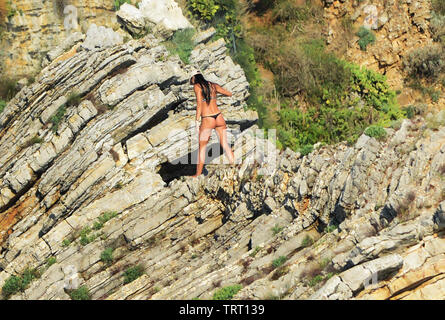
[191,75,235,177]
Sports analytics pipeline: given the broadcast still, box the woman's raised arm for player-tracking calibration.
[214,83,232,97]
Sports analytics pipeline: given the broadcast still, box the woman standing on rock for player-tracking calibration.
[190,73,235,177]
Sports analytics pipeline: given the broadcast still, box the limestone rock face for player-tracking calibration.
[81,24,124,51]
[116,3,148,36]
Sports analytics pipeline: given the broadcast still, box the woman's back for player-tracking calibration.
[196,82,232,116]
[197,82,219,116]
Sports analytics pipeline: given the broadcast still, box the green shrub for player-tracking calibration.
[0,77,18,101]
[2,275,23,299]
[403,45,445,81]
[430,13,445,43]
[79,226,96,246]
[66,91,81,107]
[46,257,57,268]
[164,28,196,64]
[432,0,445,15]
[231,37,265,119]
[93,211,119,230]
[1,268,40,299]
[69,285,91,300]
[272,256,287,268]
[20,268,40,288]
[403,105,416,119]
[0,100,6,114]
[299,144,313,156]
[276,61,402,152]
[364,125,387,140]
[246,0,275,16]
[6,1,17,18]
[29,135,43,145]
[100,248,114,265]
[188,0,220,21]
[62,238,71,247]
[249,246,261,257]
[123,265,145,284]
[301,235,313,248]
[356,26,376,51]
[114,0,131,11]
[309,275,324,287]
[50,105,66,133]
[325,225,337,233]
[271,224,283,235]
[319,258,331,269]
[212,284,242,300]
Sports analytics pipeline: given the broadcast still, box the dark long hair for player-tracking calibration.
[190,73,213,104]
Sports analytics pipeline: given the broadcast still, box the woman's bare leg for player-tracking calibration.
[192,124,212,177]
[215,119,234,165]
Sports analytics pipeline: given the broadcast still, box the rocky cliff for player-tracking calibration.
[0,0,444,300]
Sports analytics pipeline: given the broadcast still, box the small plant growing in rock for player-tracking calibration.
[46,257,57,268]
[114,0,130,11]
[65,91,81,107]
[69,285,91,300]
[24,135,44,148]
[212,284,243,300]
[79,226,96,246]
[272,256,287,268]
[100,248,114,265]
[403,45,445,81]
[364,125,387,140]
[30,135,43,145]
[50,105,66,133]
[249,246,261,258]
[164,28,196,64]
[0,100,6,114]
[61,238,71,247]
[93,211,119,230]
[271,224,284,236]
[0,77,18,101]
[271,265,289,280]
[356,26,376,51]
[324,225,337,233]
[6,0,17,19]
[1,268,41,299]
[301,235,313,248]
[309,274,324,287]
[114,181,124,190]
[299,144,314,156]
[319,258,331,269]
[2,275,23,299]
[123,265,145,284]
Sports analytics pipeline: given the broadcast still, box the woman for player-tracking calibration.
[190,73,235,177]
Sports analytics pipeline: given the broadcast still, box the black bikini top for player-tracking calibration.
[202,83,217,102]
[202,96,217,102]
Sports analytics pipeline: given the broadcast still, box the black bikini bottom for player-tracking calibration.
[201,112,221,120]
